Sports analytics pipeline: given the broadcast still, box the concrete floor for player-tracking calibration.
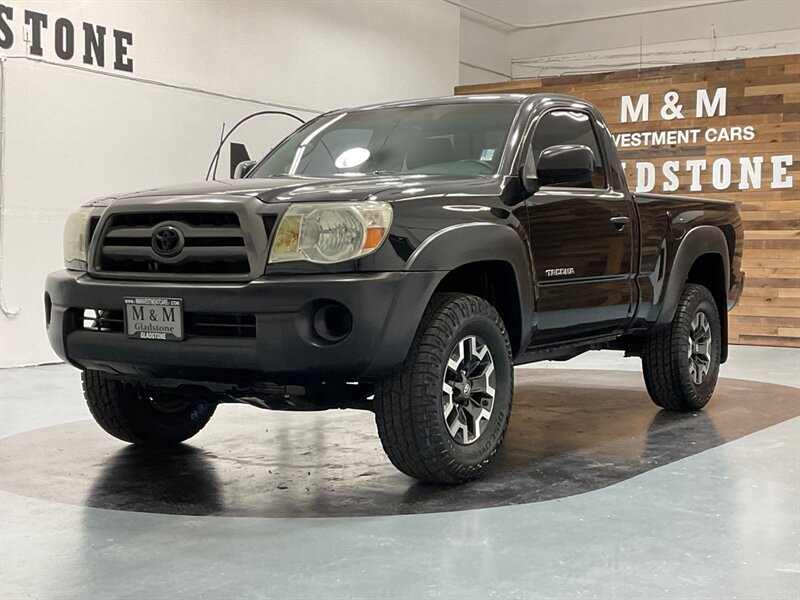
[1,345,799,599]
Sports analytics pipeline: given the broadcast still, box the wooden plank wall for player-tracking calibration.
[456,54,800,348]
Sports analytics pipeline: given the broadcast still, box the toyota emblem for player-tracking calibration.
[151,225,184,257]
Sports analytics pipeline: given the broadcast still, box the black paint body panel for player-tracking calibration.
[46,94,744,388]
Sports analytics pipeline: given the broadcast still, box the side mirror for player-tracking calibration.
[536,144,595,188]
[233,160,257,179]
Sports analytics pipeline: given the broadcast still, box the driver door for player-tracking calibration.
[525,109,635,343]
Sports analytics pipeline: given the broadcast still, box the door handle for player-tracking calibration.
[610,215,630,230]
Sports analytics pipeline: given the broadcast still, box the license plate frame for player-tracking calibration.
[124,297,184,341]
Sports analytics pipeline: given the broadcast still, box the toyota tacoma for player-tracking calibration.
[45,94,744,483]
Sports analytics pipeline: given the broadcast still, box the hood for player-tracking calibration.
[86,174,496,206]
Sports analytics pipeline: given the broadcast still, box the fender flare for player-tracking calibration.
[403,222,535,350]
[657,224,730,325]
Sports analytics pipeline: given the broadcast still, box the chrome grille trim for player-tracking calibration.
[88,199,281,282]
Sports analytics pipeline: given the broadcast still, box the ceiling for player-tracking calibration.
[457,0,746,28]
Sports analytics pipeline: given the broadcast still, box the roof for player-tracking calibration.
[341,93,531,112]
[337,92,592,114]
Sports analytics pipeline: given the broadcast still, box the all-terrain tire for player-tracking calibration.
[82,370,216,446]
[642,283,722,411]
[374,293,514,483]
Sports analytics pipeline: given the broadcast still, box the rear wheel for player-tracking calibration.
[374,293,513,483]
[641,283,722,411]
[82,370,216,446]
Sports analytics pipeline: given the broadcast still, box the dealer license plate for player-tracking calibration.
[124,297,184,341]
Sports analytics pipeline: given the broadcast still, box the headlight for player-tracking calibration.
[269,201,392,264]
[63,207,91,266]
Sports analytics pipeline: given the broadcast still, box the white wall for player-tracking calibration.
[0,0,460,366]
[507,0,800,78]
[459,0,800,82]
[458,15,509,85]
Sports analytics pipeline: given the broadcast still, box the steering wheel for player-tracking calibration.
[458,159,495,172]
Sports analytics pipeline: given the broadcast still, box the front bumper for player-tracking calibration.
[45,269,443,382]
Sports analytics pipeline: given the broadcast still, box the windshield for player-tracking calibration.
[250,102,520,179]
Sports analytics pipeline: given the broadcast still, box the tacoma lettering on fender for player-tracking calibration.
[46,94,744,483]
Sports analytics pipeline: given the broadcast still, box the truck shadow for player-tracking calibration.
[1,369,797,517]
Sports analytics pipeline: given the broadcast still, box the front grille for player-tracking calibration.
[88,216,100,245]
[184,313,256,338]
[80,309,256,338]
[81,309,123,332]
[96,212,250,276]
[262,215,278,240]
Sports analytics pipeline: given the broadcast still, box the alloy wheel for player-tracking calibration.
[687,311,712,385]
[442,335,496,445]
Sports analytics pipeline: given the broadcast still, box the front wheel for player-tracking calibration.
[641,283,722,411]
[82,370,216,446]
[374,293,514,483]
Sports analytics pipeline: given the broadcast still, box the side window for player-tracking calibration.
[530,110,606,188]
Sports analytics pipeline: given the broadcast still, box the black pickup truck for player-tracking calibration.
[46,94,744,483]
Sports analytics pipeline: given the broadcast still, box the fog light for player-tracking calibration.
[312,303,352,343]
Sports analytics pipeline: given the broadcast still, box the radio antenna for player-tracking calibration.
[205,110,305,181]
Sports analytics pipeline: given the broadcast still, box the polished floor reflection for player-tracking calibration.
[2,369,798,518]
[2,348,799,600]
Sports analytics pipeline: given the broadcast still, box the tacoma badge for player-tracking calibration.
[545,267,576,277]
